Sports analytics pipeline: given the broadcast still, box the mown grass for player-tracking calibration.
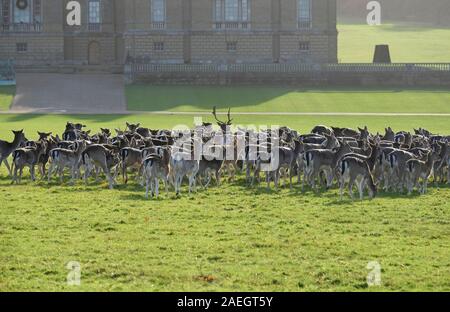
[0,86,15,111]
[0,114,449,291]
[126,85,450,113]
[338,23,450,63]
[1,169,449,292]
[1,114,450,137]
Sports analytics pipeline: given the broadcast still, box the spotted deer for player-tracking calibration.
[339,157,377,200]
[11,141,47,184]
[120,147,144,184]
[406,151,438,195]
[303,143,352,191]
[143,147,171,199]
[48,141,86,184]
[82,144,119,189]
[170,150,199,196]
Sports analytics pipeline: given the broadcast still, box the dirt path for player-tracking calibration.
[10,73,127,114]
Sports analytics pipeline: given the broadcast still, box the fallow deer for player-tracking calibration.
[406,151,438,195]
[339,157,377,200]
[11,141,47,184]
[48,141,86,184]
[0,130,27,176]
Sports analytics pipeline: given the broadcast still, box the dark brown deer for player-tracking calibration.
[0,130,27,176]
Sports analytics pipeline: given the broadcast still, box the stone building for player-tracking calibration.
[0,0,337,69]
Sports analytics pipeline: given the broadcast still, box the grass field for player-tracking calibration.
[338,23,450,63]
[0,114,449,291]
[126,86,450,113]
[1,114,450,136]
[0,86,14,111]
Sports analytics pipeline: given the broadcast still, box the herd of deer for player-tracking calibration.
[0,108,449,200]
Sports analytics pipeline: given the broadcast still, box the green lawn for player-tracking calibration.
[0,114,449,291]
[338,23,450,63]
[1,114,450,137]
[0,86,14,111]
[126,85,450,113]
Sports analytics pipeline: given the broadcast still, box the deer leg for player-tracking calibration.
[104,166,114,190]
[84,165,91,185]
[339,176,345,200]
[348,178,355,200]
[423,178,428,194]
[58,168,64,184]
[12,164,19,184]
[275,171,280,190]
[122,164,128,184]
[407,175,413,195]
[164,177,169,195]
[447,167,450,185]
[155,178,159,198]
[175,175,181,196]
[216,170,221,186]
[19,167,23,184]
[2,158,12,177]
[145,176,150,199]
[47,163,54,183]
[357,178,364,200]
[30,165,36,182]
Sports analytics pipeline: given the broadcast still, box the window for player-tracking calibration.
[225,0,238,21]
[153,41,164,51]
[14,0,32,23]
[214,0,250,29]
[297,0,311,29]
[299,41,310,52]
[89,0,101,24]
[226,41,237,52]
[151,0,165,28]
[0,0,41,31]
[16,42,27,52]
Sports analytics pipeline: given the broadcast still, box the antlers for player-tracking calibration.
[212,106,233,127]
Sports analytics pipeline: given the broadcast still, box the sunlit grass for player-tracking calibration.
[338,23,450,63]
[0,114,449,291]
[0,86,14,111]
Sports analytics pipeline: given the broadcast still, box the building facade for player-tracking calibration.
[0,0,337,68]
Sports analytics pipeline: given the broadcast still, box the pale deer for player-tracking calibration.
[143,148,171,199]
[339,157,377,200]
[406,151,438,195]
[48,141,86,184]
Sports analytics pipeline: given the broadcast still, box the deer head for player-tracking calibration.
[212,106,233,132]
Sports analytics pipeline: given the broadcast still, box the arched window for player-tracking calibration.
[298,0,311,29]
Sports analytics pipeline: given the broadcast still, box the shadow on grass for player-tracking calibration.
[3,114,131,124]
[126,85,450,112]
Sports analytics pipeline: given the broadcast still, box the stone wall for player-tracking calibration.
[0,35,64,65]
